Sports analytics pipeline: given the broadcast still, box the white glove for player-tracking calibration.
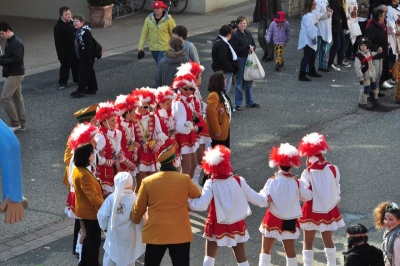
[184,121,194,131]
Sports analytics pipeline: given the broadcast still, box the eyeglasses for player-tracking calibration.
[140,105,149,109]
[181,87,196,92]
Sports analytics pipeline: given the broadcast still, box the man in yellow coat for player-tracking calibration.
[132,143,201,265]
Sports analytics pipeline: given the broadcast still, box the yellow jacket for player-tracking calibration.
[206,91,230,141]
[138,12,176,51]
[132,170,201,244]
[72,166,104,220]
[63,139,72,188]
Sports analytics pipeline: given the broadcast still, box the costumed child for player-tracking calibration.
[154,86,179,161]
[132,88,167,193]
[343,223,384,265]
[172,73,200,179]
[176,61,211,185]
[259,143,312,266]
[392,51,400,104]
[265,11,291,71]
[114,94,139,175]
[298,132,345,266]
[354,37,379,109]
[373,202,400,266]
[94,102,124,196]
[97,172,146,266]
[188,145,268,266]
[67,122,99,260]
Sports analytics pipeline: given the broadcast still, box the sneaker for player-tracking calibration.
[9,125,21,132]
[318,68,330,72]
[70,90,85,98]
[235,106,242,111]
[19,125,26,131]
[247,103,260,108]
[58,84,67,90]
[389,79,396,85]
[328,64,341,71]
[338,62,351,68]
[381,81,394,89]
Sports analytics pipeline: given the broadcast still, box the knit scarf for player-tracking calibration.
[382,225,400,264]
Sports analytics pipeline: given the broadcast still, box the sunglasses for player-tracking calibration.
[140,105,149,109]
[181,87,196,92]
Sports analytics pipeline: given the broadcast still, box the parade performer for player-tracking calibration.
[94,102,123,195]
[66,122,98,259]
[188,145,268,266]
[114,94,139,175]
[392,51,400,104]
[97,172,145,266]
[258,143,312,266]
[176,61,211,185]
[132,88,167,193]
[0,119,27,224]
[132,144,201,266]
[172,73,200,178]
[298,132,345,266]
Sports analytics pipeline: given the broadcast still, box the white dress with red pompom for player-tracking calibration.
[259,171,312,241]
[298,156,345,232]
[188,174,268,246]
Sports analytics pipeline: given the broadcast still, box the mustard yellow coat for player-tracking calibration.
[132,171,201,244]
[206,91,230,141]
[63,139,72,188]
[72,166,104,220]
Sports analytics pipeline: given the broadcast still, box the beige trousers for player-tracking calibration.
[1,75,26,127]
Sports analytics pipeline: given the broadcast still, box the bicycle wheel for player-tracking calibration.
[167,0,188,14]
[130,0,146,13]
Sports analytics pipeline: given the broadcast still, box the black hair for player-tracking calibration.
[228,20,237,30]
[219,25,232,37]
[346,223,368,249]
[208,71,225,93]
[172,25,188,40]
[280,166,291,172]
[0,21,13,32]
[59,6,70,17]
[74,143,93,167]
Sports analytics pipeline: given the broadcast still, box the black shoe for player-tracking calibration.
[247,103,260,108]
[378,92,386,97]
[308,71,322,77]
[58,84,67,90]
[70,90,85,98]
[318,68,330,72]
[276,66,280,71]
[265,57,274,62]
[235,106,242,111]
[85,90,97,95]
[262,52,268,60]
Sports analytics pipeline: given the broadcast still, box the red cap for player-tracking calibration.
[152,1,168,9]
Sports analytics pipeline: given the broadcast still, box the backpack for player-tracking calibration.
[92,37,103,59]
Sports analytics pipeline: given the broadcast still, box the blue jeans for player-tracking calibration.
[235,56,254,107]
[224,72,233,94]
[328,31,347,66]
[151,51,165,67]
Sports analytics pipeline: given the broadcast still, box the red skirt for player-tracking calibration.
[175,132,197,149]
[65,191,79,219]
[204,218,247,240]
[260,210,299,234]
[298,200,345,231]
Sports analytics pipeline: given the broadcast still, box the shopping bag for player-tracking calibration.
[244,52,265,81]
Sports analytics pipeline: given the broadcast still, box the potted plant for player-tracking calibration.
[87,0,114,28]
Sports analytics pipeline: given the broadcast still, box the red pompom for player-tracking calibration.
[269,143,301,168]
[298,132,330,157]
[132,87,157,105]
[69,123,98,150]
[95,101,117,122]
[201,145,232,178]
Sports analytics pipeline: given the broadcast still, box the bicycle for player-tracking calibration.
[112,0,187,18]
[164,0,188,14]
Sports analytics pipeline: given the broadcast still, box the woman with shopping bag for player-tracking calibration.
[230,16,261,111]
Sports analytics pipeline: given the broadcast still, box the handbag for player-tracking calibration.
[244,52,265,81]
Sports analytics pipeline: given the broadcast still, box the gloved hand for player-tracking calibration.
[312,38,317,45]
[138,50,145,60]
[184,121,194,131]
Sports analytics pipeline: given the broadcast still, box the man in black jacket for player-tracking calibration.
[54,6,79,90]
[211,25,239,94]
[0,21,26,132]
[253,0,282,61]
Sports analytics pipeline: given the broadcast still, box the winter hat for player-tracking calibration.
[132,87,157,106]
[172,72,197,89]
[359,37,370,46]
[114,94,138,116]
[73,103,98,123]
[156,86,177,103]
[69,122,98,150]
[95,101,117,122]
[175,61,205,79]
[152,0,167,9]
[298,132,330,157]
[274,11,286,23]
[202,145,232,178]
[269,143,301,168]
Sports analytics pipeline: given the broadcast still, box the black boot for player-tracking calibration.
[299,71,311,81]
[369,91,380,106]
[308,68,322,77]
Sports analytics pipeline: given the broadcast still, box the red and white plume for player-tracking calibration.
[156,86,177,103]
[172,73,197,89]
[175,61,205,78]
[202,145,232,178]
[298,132,330,157]
[114,94,138,116]
[269,143,301,168]
[95,101,117,122]
[69,123,98,151]
[132,87,157,106]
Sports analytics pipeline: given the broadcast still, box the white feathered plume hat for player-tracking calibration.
[298,132,330,157]
[268,143,301,168]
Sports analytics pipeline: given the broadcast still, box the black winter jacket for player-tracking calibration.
[0,34,24,77]
[329,0,348,33]
[365,19,388,59]
[230,29,256,58]
[253,0,282,22]
[75,25,95,62]
[54,18,77,62]
[211,36,239,74]
[343,243,384,266]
